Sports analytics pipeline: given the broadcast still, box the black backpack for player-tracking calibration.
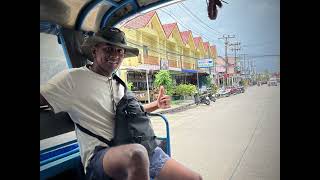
[75,74,158,159]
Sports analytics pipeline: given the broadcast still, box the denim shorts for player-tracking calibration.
[85,146,170,180]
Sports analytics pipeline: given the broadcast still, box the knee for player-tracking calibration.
[192,173,203,180]
[129,144,149,164]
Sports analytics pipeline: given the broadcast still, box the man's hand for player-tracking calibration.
[143,86,171,113]
[157,86,171,109]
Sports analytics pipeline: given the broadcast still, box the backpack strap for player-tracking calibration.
[133,135,157,144]
[112,73,127,93]
[75,123,114,147]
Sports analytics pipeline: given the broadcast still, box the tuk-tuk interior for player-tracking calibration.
[40,0,179,179]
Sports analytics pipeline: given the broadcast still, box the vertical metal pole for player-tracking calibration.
[225,41,228,87]
[231,76,233,86]
[58,32,73,69]
[146,70,150,103]
[196,59,200,92]
[197,71,200,91]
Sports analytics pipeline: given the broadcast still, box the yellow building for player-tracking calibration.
[210,45,217,59]
[119,11,167,102]
[193,36,205,60]
[162,22,184,70]
[117,10,219,100]
[180,30,197,70]
[193,36,208,75]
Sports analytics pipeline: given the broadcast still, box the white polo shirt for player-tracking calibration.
[40,66,124,172]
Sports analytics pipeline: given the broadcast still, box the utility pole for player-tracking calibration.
[230,41,241,86]
[253,60,257,83]
[238,53,248,83]
[250,60,253,83]
[244,54,248,78]
[219,34,235,87]
[248,59,251,76]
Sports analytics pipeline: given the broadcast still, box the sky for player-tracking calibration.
[155,0,280,73]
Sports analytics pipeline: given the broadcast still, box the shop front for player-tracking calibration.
[122,64,160,103]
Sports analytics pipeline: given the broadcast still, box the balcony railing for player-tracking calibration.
[143,55,159,65]
[169,60,178,68]
[183,62,194,70]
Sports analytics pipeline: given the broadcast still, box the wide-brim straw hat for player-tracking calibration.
[81,27,139,61]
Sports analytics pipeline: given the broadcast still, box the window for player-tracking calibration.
[143,45,148,56]
[40,33,68,85]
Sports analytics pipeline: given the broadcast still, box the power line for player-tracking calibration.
[175,4,225,42]
[165,6,210,37]
[179,3,223,36]
[158,9,216,44]
[249,54,280,58]
[242,40,278,47]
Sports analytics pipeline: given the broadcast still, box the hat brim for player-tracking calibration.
[80,36,139,61]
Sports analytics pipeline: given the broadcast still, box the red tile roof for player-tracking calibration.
[180,30,191,44]
[216,56,226,65]
[210,45,217,56]
[162,23,177,38]
[123,11,156,29]
[203,42,209,51]
[193,37,202,49]
[210,45,216,51]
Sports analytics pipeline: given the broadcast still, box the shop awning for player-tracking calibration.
[182,69,198,73]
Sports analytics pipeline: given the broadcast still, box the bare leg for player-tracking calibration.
[156,158,202,180]
[102,143,150,180]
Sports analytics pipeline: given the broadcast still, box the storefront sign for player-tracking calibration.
[137,64,160,71]
[169,67,181,71]
[198,58,213,68]
[160,59,169,70]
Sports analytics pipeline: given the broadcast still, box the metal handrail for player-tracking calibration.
[147,112,171,157]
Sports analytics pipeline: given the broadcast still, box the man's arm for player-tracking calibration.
[143,101,159,113]
[143,86,171,113]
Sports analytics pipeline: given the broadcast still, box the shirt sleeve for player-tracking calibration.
[40,69,74,113]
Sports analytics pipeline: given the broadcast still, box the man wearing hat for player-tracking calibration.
[40,27,202,180]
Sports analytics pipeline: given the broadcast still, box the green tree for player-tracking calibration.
[264,69,270,80]
[210,84,218,94]
[174,84,197,99]
[203,75,213,87]
[239,79,244,86]
[127,81,133,91]
[154,70,174,95]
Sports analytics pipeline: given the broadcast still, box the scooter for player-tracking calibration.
[208,93,216,102]
[194,94,210,105]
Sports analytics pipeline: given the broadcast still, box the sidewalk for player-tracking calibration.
[153,100,196,114]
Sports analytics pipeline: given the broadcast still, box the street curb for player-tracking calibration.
[156,102,196,114]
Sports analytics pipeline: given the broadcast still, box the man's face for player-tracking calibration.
[92,42,125,75]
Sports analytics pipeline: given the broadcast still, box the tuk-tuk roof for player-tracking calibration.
[40,0,183,32]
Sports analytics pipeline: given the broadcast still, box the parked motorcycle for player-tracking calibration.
[208,93,216,102]
[194,94,210,105]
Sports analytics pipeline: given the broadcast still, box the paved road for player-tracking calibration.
[151,85,280,180]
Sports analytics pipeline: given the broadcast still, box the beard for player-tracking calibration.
[92,54,123,76]
[100,59,121,74]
